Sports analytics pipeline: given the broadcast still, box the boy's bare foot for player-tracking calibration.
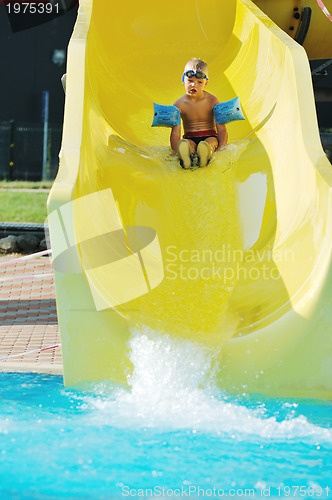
[177,139,192,169]
[197,141,212,167]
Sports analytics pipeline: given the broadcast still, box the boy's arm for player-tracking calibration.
[216,123,228,150]
[170,125,181,152]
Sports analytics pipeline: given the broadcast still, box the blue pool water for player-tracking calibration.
[0,333,331,499]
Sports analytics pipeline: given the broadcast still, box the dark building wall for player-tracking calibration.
[311,61,332,129]
[316,102,332,129]
[0,5,77,125]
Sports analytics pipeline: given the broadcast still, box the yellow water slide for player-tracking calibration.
[48,0,332,398]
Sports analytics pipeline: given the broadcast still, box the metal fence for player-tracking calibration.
[0,121,62,181]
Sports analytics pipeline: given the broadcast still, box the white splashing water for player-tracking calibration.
[85,328,332,443]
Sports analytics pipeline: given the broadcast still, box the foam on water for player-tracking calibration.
[84,328,332,443]
[0,331,331,497]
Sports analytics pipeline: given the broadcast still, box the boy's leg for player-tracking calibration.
[197,137,218,167]
[177,139,196,169]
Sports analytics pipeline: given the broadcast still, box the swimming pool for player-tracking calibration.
[0,333,331,499]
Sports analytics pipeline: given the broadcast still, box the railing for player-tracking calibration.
[0,120,62,181]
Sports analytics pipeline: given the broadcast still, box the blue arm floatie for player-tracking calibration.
[213,97,245,125]
[151,103,181,128]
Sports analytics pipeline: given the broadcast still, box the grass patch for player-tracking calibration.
[0,180,53,189]
[0,191,48,223]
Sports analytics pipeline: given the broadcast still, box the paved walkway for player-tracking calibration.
[0,252,62,375]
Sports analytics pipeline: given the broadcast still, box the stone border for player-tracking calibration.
[0,222,47,255]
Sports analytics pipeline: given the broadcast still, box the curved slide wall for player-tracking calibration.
[254,0,332,59]
[48,0,332,398]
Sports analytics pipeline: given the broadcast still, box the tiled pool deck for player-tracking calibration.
[0,252,62,375]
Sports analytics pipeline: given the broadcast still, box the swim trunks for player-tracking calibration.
[183,129,218,146]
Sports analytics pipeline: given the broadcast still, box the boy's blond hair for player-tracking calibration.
[184,58,208,76]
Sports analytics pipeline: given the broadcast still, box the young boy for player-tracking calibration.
[170,58,228,169]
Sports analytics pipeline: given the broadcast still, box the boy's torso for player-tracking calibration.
[175,91,217,134]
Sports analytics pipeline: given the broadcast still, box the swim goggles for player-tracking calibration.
[182,70,209,82]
